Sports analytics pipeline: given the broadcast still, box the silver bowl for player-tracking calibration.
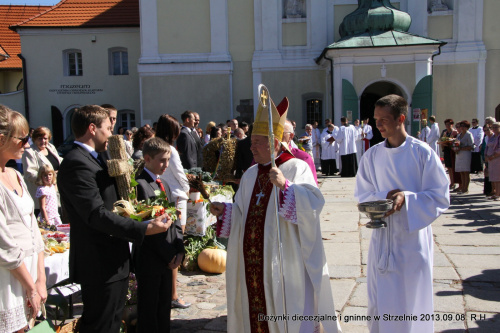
[358,200,393,228]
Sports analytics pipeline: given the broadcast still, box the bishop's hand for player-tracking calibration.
[145,213,172,235]
[269,167,286,190]
[385,189,405,217]
[210,202,225,217]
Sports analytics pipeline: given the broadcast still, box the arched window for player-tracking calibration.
[63,49,83,76]
[109,47,129,75]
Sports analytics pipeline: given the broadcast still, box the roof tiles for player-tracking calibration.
[0,5,50,69]
[11,0,139,30]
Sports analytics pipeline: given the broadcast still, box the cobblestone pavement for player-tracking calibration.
[66,172,500,332]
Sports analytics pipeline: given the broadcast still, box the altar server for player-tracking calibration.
[427,115,441,157]
[321,123,338,176]
[336,117,359,177]
[355,95,449,333]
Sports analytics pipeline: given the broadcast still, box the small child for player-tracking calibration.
[133,137,184,333]
[35,164,62,225]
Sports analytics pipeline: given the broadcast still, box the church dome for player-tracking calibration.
[339,0,411,38]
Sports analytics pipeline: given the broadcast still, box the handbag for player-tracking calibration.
[28,304,57,332]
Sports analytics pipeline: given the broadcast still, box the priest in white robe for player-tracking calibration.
[469,118,484,173]
[361,118,374,154]
[354,119,363,164]
[311,121,322,171]
[427,115,441,157]
[355,95,449,333]
[418,119,431,143]
[210,96,340,333]
[337,117,359,177]
[321,124,338,176]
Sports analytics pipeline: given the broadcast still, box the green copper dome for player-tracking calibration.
[339,0,411,38]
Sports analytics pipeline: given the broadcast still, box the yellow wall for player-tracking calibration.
[433,64,477,123]
[262,70,325,127]
[353,63,415,98]
[228,0,254,62]
[483,0,500,117]
[19,30,140,129]
[282,22,307,46]
[157,0,211,54]
[141,74,231,123]
[228,0,255,115]
[428,15,453,40]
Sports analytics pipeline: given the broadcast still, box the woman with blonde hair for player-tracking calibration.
[22,126,63,215]
[0,105,46,332]
[204,121,216,144]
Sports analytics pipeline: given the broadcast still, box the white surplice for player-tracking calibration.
[354,136,449,333]
[312,127,322,169]
[355,126,363,163]
[418,126,430,143]
[361,124,374,153]
[225,158,340,333]
[469,126,484,153]
[427,122,441,157]
[336,125,359,156]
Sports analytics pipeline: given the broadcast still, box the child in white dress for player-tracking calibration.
[35,165,62,225]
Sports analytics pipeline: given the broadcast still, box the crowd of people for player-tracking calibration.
[0,95,496,333]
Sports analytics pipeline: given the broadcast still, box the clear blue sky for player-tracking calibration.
[0,0,59,5]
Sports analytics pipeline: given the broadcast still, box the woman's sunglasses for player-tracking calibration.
[13,135,30,145]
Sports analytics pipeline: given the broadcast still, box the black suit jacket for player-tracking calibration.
[133,171,184,276]
[58,144,148,285]
[192,128,204,167]
[177,127,198,169]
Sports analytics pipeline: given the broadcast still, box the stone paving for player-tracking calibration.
[70,173,500,332]
[170,173,500,333]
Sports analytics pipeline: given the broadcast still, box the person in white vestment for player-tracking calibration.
[210,96,340,333]
[320,119,332,172]
[337,117,359,177]
[427,116,441,157]
[312,121,322,170]
[321,124,338,176]
[361,118,374,153]
[354,119,363,164]
[469,118,484,173]
[355,95,449,333]
[418,119,431,143]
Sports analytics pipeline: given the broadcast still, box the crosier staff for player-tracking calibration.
[257,83,288,333]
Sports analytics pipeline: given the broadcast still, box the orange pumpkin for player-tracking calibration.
[198,248,227,274]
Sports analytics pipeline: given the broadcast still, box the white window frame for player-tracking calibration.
[109,47,129,75]
[63,49,83,76]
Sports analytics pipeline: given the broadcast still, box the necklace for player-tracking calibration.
[255,174,271,206]
[1,169,19,195]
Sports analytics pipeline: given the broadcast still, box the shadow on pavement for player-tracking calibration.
[171,315,227,332]
[440,194,500,234]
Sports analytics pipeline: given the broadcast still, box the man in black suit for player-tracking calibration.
[133,137,184,333]
[192,111,204,166]
[58,105,171,333]
[177,110,198,169]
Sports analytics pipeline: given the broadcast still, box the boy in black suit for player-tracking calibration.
[133,137,185,333]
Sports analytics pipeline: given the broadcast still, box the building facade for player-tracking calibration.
[2,0,499,144]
